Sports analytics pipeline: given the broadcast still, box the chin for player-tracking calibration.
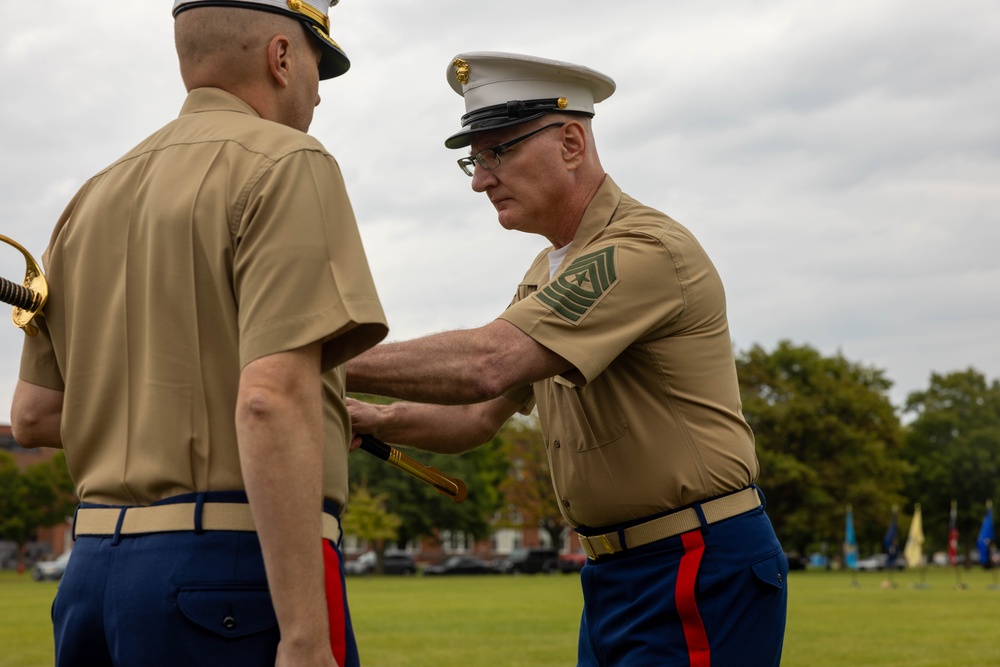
[496,209,522,232]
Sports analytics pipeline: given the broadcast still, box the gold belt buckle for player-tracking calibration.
[579,533,616,561]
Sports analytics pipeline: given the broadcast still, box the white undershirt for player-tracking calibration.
[548,245,571,280]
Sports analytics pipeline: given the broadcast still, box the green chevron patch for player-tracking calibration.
[534,246,618,323]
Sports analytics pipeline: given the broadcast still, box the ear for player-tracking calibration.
[267,34,294,88]
[561,121,587,170]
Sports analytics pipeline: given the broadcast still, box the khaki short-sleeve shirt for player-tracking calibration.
[499,177,757,529]
[19,88,388,507]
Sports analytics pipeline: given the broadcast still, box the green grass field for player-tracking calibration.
[3,568,1000,666]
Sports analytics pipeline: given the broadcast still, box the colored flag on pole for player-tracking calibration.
[978,500,994,567]
[844,505,859,570]
[904,503,924,568]
[948,500,960,567]
[883,506,899,567]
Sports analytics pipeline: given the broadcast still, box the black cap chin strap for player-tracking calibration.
[461,98,567,129]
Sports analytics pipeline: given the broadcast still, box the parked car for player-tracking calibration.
[497,548,559,575]
[558,550,587,573]
[855,553,906,571]
[784,552,808,571]
[423,555,495,576]
[345,551,417,576]
[32,550,72,582]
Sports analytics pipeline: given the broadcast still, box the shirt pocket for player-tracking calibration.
[552,372,628,452]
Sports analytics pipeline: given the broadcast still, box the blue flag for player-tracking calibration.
[883,508,899,566]
[845,506,859,570]
[978,504,994,567]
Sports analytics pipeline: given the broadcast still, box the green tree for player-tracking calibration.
[496,416,565,548]
[901,368,1000,554]
[0,451,77,563]
[737,341,909,556]
[347,396,508,548]
[0,452,29,546]
[342,485,402,572]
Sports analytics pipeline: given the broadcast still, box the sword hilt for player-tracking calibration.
[0,234,48,336]
[0,275,40,311]
[358,434,468,503]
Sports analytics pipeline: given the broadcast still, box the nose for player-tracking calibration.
[470,164,495,193]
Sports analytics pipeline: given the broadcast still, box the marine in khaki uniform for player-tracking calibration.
[347,52,787,665]
[11,3,386,666]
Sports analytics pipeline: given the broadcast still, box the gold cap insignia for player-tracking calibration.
[453,58,470,85]
[557,97,568,109]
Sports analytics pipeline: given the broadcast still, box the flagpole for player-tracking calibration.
[951,500,967,590]
[881,504,899,590]
[982,499,998,591]
[845,504,860,588]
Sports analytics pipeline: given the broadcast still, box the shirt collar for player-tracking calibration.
[179,87,261,119]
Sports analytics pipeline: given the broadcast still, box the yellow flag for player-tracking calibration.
[904,503,925,567]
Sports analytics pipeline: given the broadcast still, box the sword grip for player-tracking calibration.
[0,276,40,311]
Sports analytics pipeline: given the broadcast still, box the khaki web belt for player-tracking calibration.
[577,487,762,561]
[74,503,340,542]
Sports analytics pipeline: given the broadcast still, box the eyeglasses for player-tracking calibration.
[457,122,565,177]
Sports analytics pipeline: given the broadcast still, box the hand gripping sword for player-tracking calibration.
[0,234,468,503]
[0,234,48,336]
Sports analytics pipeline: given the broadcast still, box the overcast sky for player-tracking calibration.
[1,0,998,424]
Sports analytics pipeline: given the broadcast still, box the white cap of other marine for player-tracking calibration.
[444,52,616,149]
[172,0,350,80]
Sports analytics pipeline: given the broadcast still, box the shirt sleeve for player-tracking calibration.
[18,314,64,391]
[499,233,687,385]
[234,149,387,371]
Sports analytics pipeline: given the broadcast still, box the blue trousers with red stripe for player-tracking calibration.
[577,497,787,666]
[52,493,358,667]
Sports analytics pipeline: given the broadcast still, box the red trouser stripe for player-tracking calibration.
[677,530,711,667]
[323,540,348,667]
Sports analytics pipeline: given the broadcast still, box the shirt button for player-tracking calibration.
[562,498,570,508]
[554,439,561,449]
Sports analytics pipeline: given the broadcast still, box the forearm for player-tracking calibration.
[346,328,500,404]
[346,319,571,404]
[350,397,518,454]
[10,379,63,449]
[236,347,330,655]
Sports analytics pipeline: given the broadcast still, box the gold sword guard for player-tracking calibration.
[0,234,48,336]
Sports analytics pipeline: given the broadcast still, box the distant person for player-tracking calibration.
[346,51,787,665]
[11,2,386,666]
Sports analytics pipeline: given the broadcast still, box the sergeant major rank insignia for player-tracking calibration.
[535,246,618,324]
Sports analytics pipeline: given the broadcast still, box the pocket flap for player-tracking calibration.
[177,585,277,639]
[751,552,787,591]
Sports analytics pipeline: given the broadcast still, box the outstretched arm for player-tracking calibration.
[346,318,576,404]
